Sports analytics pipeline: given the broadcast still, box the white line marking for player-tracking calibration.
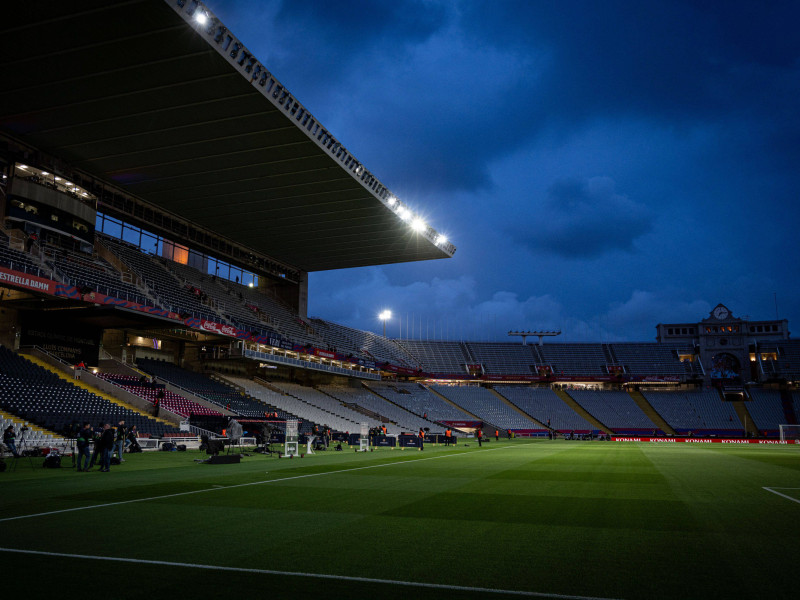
[763,487,800,505]
[0,547,623,600]
[0,443,527,523]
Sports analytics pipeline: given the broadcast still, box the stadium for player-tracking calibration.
[1,2,799,599]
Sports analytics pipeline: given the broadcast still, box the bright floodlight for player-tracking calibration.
[195,12,208,24]
[379,309,392,337]
[387,195,397,206]
[435,234,448,246]
[397,206,411,221]
[411,218,426,232]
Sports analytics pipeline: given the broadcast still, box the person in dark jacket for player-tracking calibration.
[76,422,93,472]
[113,420,127,461]
[3,425,19,458]
[97,423,115,472]
[87,422,103,470]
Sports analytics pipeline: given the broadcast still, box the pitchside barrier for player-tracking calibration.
[373,436,396,448]
[398,435,421,449]
[613,436,800,444]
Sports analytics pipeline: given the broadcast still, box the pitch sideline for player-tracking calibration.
[0,547,623,600]
[0,441,535,523]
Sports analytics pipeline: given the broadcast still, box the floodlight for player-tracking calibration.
[195,12,208,25]
[435,234,448,246]
[379,310,392,337]
[41,171,49,176]
[397,207,410,221]
[19,165,27,170]
[411,218,426,232]
[387,196,397,206]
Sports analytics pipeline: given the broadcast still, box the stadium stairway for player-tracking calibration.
[553,388,613,434]
[489,388,551,431]
[19,354,176,427]
[727,393,760,437]
[627,389,676,435]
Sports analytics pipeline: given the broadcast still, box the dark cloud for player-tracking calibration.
[508,177,652,258]
[212,0,800,340]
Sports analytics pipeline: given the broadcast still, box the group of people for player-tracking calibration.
[75,420,139,472]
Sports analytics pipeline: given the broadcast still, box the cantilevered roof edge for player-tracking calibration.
[166,0,456,259]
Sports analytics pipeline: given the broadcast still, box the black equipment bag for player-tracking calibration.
[43,454,61,468]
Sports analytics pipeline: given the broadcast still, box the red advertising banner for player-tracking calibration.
[613,437,798,444]
[0,266,56,294]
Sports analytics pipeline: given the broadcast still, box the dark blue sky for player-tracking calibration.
[209,0,800,341]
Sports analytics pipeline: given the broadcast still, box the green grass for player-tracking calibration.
[2,440,800,599]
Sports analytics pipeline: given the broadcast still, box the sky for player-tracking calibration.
[208,0,800,342]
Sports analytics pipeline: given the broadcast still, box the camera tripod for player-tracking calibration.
[10,428,36,472]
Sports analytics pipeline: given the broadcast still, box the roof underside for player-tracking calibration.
[0,0,453,272]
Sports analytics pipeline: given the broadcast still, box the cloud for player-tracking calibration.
[509,176,652,258]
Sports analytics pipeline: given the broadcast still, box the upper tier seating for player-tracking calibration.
[495,385,594,432]
[465,343,539,375]
[0,234,52,278]
[311,319,418,367]
[45,244,150,304]
[98,235,222,321]
[537,344,608,375]
[396,340,469,375]
[609,343,696,376]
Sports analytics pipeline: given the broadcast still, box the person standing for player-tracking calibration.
[113,420,127,462]
[3,425,19,458]
[97,423,115,472]
[87,422,103,470]
[476,428,483,447]
[76,422,93,472]
[418,428,425,451]
[445,427,452,447]
[495,429,499,441]
[153,388,164,418]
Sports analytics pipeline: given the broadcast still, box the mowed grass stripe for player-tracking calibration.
[0,440,536,522]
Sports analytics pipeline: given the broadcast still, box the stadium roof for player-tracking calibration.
[0,0,455,272]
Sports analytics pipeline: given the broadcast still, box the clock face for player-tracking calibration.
[713,306,729,320]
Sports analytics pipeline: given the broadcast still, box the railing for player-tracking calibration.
[244,349,381,380]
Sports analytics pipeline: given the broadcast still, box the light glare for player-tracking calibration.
[411,218,426,232]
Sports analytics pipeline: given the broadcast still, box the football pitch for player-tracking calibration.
[2,440,799,599]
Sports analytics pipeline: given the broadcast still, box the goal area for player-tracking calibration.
[779,425,800,442]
